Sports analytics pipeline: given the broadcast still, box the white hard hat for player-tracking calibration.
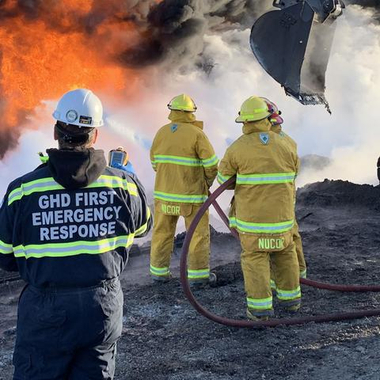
[52,89,104,128]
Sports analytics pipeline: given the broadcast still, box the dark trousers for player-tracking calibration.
[13,278,123,380]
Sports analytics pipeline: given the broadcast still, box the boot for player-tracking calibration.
[189,272,217,289]
[246,308,270,321]
[152,274,172,283]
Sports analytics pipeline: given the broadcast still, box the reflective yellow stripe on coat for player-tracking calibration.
[8,175,138,206]
[152,154,218,168]
[229,218,294,234]
[217,172,233,185]
[154,191,207,204]
[13,235,135,259]
[236,172,296,185]
[135,207,151,237]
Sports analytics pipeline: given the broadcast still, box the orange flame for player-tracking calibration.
[0,0,154,157]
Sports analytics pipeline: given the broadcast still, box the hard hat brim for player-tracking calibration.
[52,111,104,127]
[168,106,197,112]
[235,112,271,123]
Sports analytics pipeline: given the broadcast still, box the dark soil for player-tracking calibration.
[1,180,380,380]
[297,179,380,210]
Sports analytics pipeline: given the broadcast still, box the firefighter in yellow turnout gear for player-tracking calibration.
[264,98,307,281]
[150,94,218,284]
[218,96,301,319]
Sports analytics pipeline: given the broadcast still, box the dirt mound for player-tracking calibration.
[297,179,380,209]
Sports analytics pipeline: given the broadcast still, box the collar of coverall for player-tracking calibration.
[168,110,203,129]
[271,124,282,134]
[242,118,272,135]
[46,148,107,190]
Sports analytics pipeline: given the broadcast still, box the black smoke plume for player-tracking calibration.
[0,0,378,158]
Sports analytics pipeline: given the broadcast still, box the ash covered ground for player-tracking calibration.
[1,180,380,379]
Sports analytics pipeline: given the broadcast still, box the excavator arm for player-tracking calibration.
[251,0,345,113]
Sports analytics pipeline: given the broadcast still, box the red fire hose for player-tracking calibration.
[180,177,380,328]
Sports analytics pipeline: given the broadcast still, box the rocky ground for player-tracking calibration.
[1,180,380,379]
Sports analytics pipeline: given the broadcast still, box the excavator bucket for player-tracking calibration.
[250,0,344,113]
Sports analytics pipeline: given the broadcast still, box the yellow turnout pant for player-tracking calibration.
[150,201,211,282]
[270,222,306,289]
[293,222,307,278]
[240,234,301,317]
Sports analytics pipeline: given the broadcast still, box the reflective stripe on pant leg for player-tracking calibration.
[240,234,273,317]
[150,201,179,276]
[247,296,273,310]
[187,268,210,281]
[184,206,211,275]
[277,287,302,308]
[150,265,170,277]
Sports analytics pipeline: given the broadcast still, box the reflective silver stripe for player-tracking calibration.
[153,154,218,168]
[187,269,210,279]
[8,175,138,205]
[0,240,13,254]
[237,172,296,185]
[153,155,202,167]
[150,265,170,275]
[229,217,294,234]
[135,208,151,236]
[8,179,62,205]
[217,172,233,184]
[154,191,207,203]
[87,176,138,196]
[277,287,301,300]
[247,297,273,309]
[13,235,134,259]
[201,155,219,168]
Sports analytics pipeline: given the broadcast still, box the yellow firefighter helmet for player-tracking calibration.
[235,96,271,123]
[168,94,197,112]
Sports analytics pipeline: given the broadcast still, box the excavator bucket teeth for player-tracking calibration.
[250,2,337,112]
[306,0,336,22]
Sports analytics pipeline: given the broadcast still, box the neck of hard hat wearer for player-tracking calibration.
[168,110,197,124]
[58,141,95,150]
[243,118,271,134]
[56,128,97,150]
[271,124,282,134]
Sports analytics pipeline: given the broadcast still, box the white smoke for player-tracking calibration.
[295,6,380,187]
[1,5,379,203]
